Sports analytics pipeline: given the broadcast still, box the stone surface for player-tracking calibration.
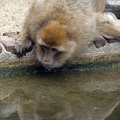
[0,38,15,53]
[106,0,120,18]
[3,32,18,39]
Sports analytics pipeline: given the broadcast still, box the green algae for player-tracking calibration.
[0,56,120,77]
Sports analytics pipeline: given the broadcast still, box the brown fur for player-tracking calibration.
[40,22,68,46]
[14,0,120,69]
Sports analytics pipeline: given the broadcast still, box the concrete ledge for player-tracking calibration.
[1,55,120,77]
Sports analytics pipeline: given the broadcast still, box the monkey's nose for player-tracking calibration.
[45,59,50,62]
[44,61,51,66]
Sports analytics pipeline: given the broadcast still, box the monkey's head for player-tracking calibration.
[36,22,76,70]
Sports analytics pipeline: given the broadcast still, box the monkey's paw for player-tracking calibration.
[14,39,33,58]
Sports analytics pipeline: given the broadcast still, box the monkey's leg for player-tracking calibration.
[14,31,33,58]
[96,14,120,39]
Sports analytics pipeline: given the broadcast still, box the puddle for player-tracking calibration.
[0,69,120,120]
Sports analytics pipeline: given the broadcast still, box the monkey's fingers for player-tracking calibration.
[25,46,33,53]
[20,46,33,56]
[13,44,24,58]
[13,40,33,58]
[15,52,24,58]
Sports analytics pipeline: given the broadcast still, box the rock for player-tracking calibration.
[106,0,120,18]
[0,38,15,53]
[103,35,120,44]
[3,32,19,39]
[93,36,107,48]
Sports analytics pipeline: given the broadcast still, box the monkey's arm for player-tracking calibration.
[14,1,37,57]
[14,32,33,58]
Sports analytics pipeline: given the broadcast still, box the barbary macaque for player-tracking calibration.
[92,0,106,13]
[14,0,120,70]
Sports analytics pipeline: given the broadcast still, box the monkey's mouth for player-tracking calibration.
[43,64,54,71]
[45,66,53,71]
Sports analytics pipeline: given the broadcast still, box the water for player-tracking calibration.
[0,69,120,120]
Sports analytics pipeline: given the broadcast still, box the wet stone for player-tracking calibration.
[0,38,15,53]
[93,36,107,48]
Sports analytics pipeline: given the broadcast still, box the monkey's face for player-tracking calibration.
[36,43,64,69]
[36,41,76,70]
[36,22,76,70]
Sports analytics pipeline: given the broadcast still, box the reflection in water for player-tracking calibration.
[0,69,120,120]
[105,103,120,120]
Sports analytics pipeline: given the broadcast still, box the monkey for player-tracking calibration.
[14,0,120,70]
[92,0,106,13]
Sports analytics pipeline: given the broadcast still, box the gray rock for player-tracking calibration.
[106,0,120,18]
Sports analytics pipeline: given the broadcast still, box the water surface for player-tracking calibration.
[0,69,120,120]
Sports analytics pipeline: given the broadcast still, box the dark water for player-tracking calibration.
[0,69,120,120]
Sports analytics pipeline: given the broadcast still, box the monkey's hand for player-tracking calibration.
[14,35,33,58]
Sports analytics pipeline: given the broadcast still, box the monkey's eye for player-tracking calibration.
[40,45,48,52]
[41,45,47,49]
[51,48,58,52]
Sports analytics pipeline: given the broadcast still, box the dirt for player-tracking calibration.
[0,0,30,33]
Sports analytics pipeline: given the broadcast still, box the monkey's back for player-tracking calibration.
[45,0,96,56]
[28,0,97,58]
